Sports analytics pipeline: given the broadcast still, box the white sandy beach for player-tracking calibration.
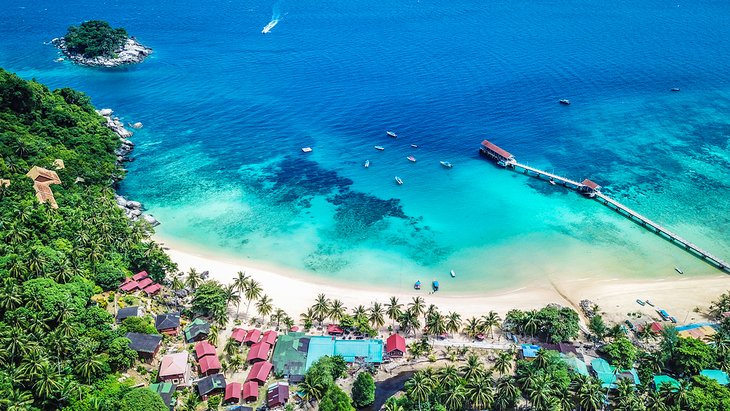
[161,237,730,327]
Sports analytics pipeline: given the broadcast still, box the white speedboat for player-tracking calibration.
[407,155,416,162]
[675,266,684,274]
[301,147,312,153]
[559,99,571,105]
[411,144,418,148]
[395,176,403,185]
[440,161,453,168]
[387,131,398,138]
[374,145,385,151]
[450,270,456,278]
[364,160,370,168]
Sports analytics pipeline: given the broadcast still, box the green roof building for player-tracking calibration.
[271,332,310,383]
[590,358,617,388]
[184,318,210,342]
[561,355,589,376]
[149,382,176,410]
[653,375,680,391]
[700,369,729,385]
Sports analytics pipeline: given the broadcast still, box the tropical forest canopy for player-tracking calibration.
[63,20,129,59]
[0,68,175,409]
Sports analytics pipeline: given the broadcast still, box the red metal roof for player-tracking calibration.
[137,277,153,289]
[199,355,222,375]
[143,283,162,295]
[650,322,663,333]
[195,341,217,359]
[224,382,242,401]
[262,330,278,345]
[481,140,513,159]
[246,361,273,384]
[327,324,344,335]
[581,179,601,190]
[244,329,262,344]
[247,342,271,363]
[132,271,149,281]
[119,280,139,292]
[231,328,247,343]
[385,334,406,354]
[243,381,259,401]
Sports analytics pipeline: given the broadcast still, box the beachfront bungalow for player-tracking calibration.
[479,140,515,165]
[159,352,192,386]
[125,332,162,363]
[385,334,406,358]
[246,361,273,385]
[326,324,344,336]
[244,329,262,346]
[242,381,259,402]
[247,342,272,364]
[305,336,383,370]
[119,278,140,293]
[199,355,222,376]
[519,344,540,360]
[224,382,242,405]
[579,179,601,198]
[561,355,589,376]
[116,306,142,323]
[653,375,680,391]
[271,332,310,383]
[677,324,718,342]
[197,373,226,400]
[262,330,278,346]
[195,341,217,360]
[26,166,62,208]
[137,277,154,290]
[700,369,729,385]
[184,318,211,342]
[155,312,181,336]
[266,382,289,409]
[149,382,176,411]
[231,328,247,344]
[143,283,162,296]
[133,271,149,281]
[591,358,617,389]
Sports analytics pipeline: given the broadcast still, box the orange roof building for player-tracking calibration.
[26,166,62,208]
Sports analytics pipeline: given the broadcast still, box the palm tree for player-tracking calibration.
[223,284,241,316]
[170,276,184,293]
[243,279,263,319]
[224,338,239,358]
[386,297,403,328]
[382,398,403,411]
[445,311,462,335]
[481,310,501,339]
[282,316,294,331]
[185,268,201,290]
[441,383,466,411]
[233,271,249,318]
[493,350,515,375]
[438,364,461,388]
[524,374,555,411]
[533,348,552,370]
[398,310,421,337]
[460,353,486,380]
[208,325,220,346]
[408,297,426,321]
[300,308,315,329]
[329,299,347,323]
[570,375,604,411]
[465,376,494,410]
[228,355,243,376]
[405,371,433,408]
[463,317,482,339]
[522,310,539,338]
[312,294,331,327]
[0,388,33,411]
[352,305,368,322]
[368,302,386,331]
[272,308,287,329]
[75,351,104,384]
[33,361,62,401]
[256,295,274,324]
[494,377,521,411]
[425,311,446,339]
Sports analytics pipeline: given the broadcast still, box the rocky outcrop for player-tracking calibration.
[52,37,152,67]
[99,108,160,227]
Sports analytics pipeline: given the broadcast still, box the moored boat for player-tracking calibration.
[432,280,439,291]
[364,160,370,168]
[407,155,416,162]
[675,266,684,274]
[559,99,571,105]
[374,145,385,151]
[670,87,680,92]
[395,176,403,185]
[411,144,418,148]
[414,280,421,290]
[450,270,456,278]
[387,131,398,138]
[549,178,556,185]
[645,300,654,307]
[440,161,453,168]
[636,299,645,306]
[301,147,312,153]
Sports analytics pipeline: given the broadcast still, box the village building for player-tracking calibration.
[271,332,310,383]
[26,166,62,208]
[385,334,406,358]
[197,373,226,400]
[159,352,192,386]
[184,318,211,342]
[242,381,259,402]
[231,328,247,344]
[155,312,181,335]
[262,330,278,345]
[244,329,262,346]
[247,341,272,364]
[266,382,289,408]
[194,341,217,360]
[246,361,273,385]
[199,355,222,376]
[580,179,601,197]
[224,382,242,405]
[125,332,162,363]
[149,382,176,411]
[479,140,515,165]
[116,306,142,323]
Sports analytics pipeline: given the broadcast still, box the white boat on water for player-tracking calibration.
[364,160,370,168]
[395,176,403,185]
[675,266,684,274]
[407,155,416,162]
[440,161,453,168]
[374,145,385,151]
[411,144,418,148]
[301,147,312,153]
[450,270,456,278]
[559,99,571,105]
[387,131,398,138]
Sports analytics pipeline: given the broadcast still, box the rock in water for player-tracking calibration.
[143,214,160,226]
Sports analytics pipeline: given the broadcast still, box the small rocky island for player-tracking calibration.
[52,20,151,67]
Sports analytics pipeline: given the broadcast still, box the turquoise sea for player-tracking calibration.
[2,0,729,294]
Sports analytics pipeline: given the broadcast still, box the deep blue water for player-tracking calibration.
[2,0,729,292]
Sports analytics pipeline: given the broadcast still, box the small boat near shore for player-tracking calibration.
[440,161,453,168]
[414,280,421,290]
[395,176,403,185]
[387,131,398,138]
[549,178,556,185]
[407,155,416,162]
[675,266,684,274]
[450,270,456,278]
[645,300,654,307]
[670,87,681,92]
[411,144,418,148]
[636,299,645,306]
[364,160,370,168]
[374,145,385,151]
[301,147,312,153]
[432,280,439,291]
[559,99,571,105]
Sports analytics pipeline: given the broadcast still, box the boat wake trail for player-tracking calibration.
[261,1,282,34]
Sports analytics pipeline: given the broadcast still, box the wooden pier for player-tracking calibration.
[479,140,730,273]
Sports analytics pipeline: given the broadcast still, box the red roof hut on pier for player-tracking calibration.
[480,140,515,164]
[580,179,601,197]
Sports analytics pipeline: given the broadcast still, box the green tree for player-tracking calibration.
[320,385,355,411]
[108,337,137,370]
[63,20,129,59]
[589,315,607,340]
[599,336,638,370]
[386,296,403,328]
[119,388,168,411]
[351,372,375,408]
[191,281,228,321]
[672,337,715,376]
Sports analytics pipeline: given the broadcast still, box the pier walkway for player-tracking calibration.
[479,140,729,273]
